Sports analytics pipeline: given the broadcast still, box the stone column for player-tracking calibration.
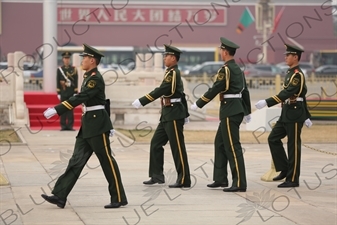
[14,51,25,120]
[145,53,153,72]
[154,53,163,72]
[135,53,145,72]
[42,0,57,93]
[7,53,15,102]
[72,53,82,89]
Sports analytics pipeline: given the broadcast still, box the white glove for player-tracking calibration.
[304,118,312,128]
[43,107,57,119]
[255,100,267,109]
[190,102,198,111]
[57,95,60,100]
[243,114,251,123]
[109,129,115,137]
[184,117,189,124]
[132,99,142,109]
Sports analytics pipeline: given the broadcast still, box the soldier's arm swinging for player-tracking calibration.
[265,71,304,107]
[138,69,177,106]
[54,75,102,115]
[196,67,228,108]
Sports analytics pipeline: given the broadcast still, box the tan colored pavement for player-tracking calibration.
[0,122,336,225]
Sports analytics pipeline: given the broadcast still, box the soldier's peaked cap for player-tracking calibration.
[284,43,304,55]
[79,43,105,59]
[62,52,71,58]
[220,37,240,51]
[163,44,182,56]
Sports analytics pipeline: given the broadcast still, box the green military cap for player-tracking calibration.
[220,37,240,51]
[79,43,105,59]
[284,43,304,55]
[163,44,182,57]
[62,52,71,58]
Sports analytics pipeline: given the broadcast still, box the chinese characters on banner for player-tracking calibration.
[58,5,227,26]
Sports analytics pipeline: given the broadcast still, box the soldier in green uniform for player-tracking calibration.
[41,44,127,208]
[191,37,251,192]
[132,44,191,188]
[57,52,78,131]
[255,44,312,188]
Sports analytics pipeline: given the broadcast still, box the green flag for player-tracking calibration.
[236,7,255,34]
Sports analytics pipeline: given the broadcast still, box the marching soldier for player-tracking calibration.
[255,43,312,188]
[42,44,128,208]
[191,37,251,192]
[57,52,78,131]
[132,44,191,188]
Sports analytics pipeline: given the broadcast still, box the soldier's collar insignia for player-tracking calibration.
[91,72,96,76]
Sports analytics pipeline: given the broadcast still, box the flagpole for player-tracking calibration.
[262,21,267,64]
[262,22,272,64]
[258,0,273,64]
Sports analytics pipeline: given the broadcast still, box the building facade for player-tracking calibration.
[0,0,336,64]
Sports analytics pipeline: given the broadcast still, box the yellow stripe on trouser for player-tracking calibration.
[292,123,298,182]
[226,117,240,187]
[102,133,121,202]
[173,120,185,184]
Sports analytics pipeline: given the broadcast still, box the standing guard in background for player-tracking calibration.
[255,43,312,188]
[132,44,191,188]
[57,52,78,131]
[191,37,251,192]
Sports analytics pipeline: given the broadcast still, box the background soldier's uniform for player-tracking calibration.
[57,52,78,130]
[137,45,191,187]
[266,44,311,187]
[46,44,127,207]
[195,38,251,192]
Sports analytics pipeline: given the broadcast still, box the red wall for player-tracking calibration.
[0,2,335,64]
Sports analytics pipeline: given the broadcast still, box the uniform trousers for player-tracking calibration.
[52,132,127,203]
[213,113,246,188]
[268,121,303,183]
[148,119,191,185]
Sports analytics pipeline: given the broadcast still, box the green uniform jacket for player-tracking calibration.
[139,65,189,122]
[54,68,112,138]
[196,59,251,120]
[265,65,311,123]
[57,65,79,98]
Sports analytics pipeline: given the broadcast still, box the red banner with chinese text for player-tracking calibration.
[57,5,227,26]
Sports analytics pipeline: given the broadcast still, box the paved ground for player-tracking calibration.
[0,121,336,225]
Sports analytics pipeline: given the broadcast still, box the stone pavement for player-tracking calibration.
[0,122,336,225]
